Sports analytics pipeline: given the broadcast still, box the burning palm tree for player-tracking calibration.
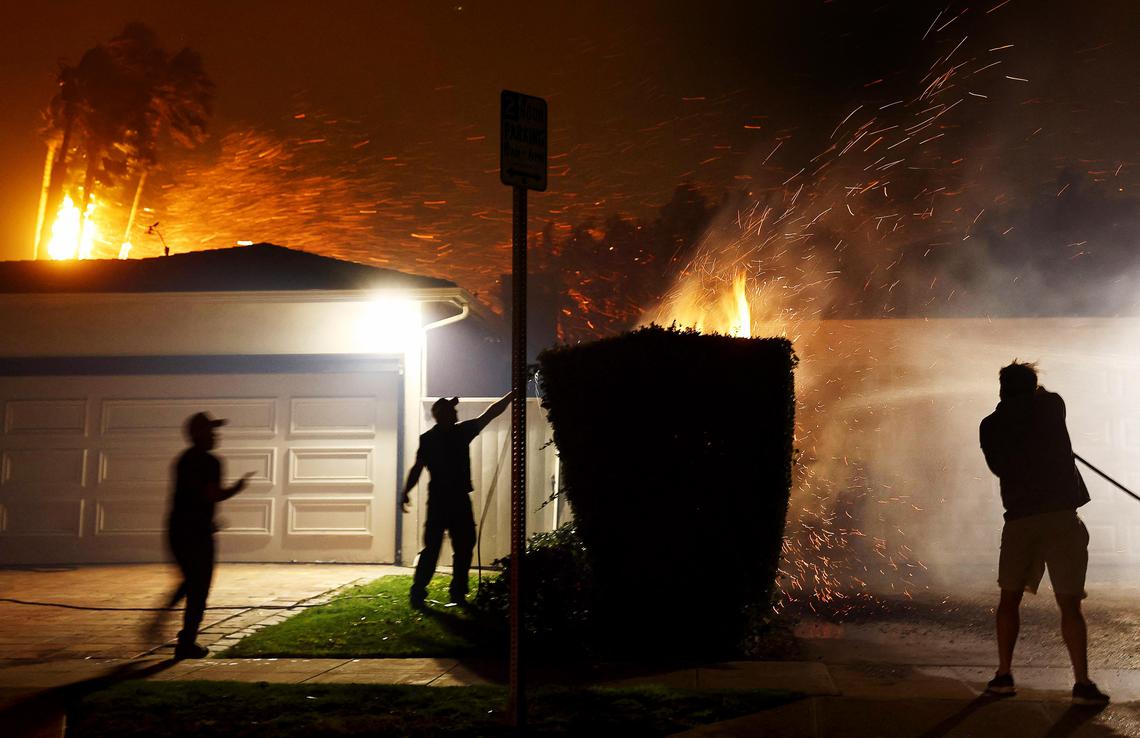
[34,23,213,260]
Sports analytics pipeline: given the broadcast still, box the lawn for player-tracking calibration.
[222,574,487,658]
[67,681,800,737]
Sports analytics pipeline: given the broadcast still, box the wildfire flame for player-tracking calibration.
[731,274,751,338]
[661,272,755,338]
[46,195,99,260]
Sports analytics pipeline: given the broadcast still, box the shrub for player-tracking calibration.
[537,325,796,656]
[473,524,594,655]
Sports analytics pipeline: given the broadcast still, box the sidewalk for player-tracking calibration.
[3,655,1138,736]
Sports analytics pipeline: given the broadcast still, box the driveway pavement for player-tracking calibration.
[0,563,401,737]
[0,563,399,660]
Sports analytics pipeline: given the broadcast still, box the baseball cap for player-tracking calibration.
[431,397,460,417]
[186,411,227,438]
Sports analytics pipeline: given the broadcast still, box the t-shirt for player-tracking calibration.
[170,447,222,534]
[979,389,1090,521]
[415,420,481,499]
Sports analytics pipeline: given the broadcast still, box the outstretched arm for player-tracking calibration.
[472,391,513,434]
[207,472,254,503]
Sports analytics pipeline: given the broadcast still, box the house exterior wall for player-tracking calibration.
[0,289,566,567]
[0,291,424,564]
[0,291,419,357]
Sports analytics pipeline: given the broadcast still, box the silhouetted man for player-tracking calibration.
[979,361,1108,704]
[163,412,251,659]
[403,392,512,607]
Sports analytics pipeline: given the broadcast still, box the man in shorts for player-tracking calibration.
[979,361,1108,704]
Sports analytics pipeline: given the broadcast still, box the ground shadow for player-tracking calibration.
[412,604,724,687]
[1041,704,1111,738]
[410,604,505,682]
[3,658,175,738]
[917,694,1010,738]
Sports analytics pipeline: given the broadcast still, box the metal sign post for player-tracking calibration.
[500,89,546,729]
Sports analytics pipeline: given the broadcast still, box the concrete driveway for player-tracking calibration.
[0,562,401,660]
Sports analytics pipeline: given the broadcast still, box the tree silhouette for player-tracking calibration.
[116,26,213,251]
[524,184,714,343]
[35,23,213,259]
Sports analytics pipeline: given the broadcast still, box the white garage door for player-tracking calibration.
[0,356,401,564]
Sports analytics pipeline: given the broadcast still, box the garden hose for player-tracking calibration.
[1074,453,1140,503]
[0,594,395,612]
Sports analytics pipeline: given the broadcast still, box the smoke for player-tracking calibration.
[647,2,1140,605]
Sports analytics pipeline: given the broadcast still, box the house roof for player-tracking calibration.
[0,243,457,294]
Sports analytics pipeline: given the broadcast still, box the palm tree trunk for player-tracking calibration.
[32,143,57,259]
[37,113,75,258]
[121,168,147,258]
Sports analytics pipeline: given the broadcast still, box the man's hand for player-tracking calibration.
[211,471,255,503]
[401,490,412,513]
[233,471,255,493]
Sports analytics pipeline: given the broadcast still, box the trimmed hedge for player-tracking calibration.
[473,524,594,655]
[537,325,796,656]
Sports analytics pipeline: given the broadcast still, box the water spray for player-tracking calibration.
[1075,453,1140,504]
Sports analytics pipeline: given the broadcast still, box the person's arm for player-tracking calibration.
[401,449,425,513]
[207,472,253,503]
[471,391,513,434]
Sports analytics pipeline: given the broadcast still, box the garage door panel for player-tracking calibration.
[0,498,85,536]
[289,397,377,437]
[101,398,277,438]
[287,497,372,535]
[94,497,165,535]
[287,448,374,486]
[4,399,88,435]
[222,449,277,485]
[2,448,88,489]
[217,497,274,535]
[97,450,176,486]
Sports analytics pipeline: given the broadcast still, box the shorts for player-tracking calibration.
[998,509,1088,598]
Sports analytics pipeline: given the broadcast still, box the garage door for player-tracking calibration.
[0,356,401,564]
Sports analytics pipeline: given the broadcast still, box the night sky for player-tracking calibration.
[1,1,1137,330]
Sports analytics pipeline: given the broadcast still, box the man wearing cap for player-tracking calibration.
[403,392,512,607]
[162,412,252,658]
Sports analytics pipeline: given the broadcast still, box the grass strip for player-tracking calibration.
[68,681,800,737]
[223,574,485,658]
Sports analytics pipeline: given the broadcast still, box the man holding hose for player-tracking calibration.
[979,360,1108,705]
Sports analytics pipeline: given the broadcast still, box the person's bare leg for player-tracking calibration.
[1056,594,1089,684]
[996,588,1023,675]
